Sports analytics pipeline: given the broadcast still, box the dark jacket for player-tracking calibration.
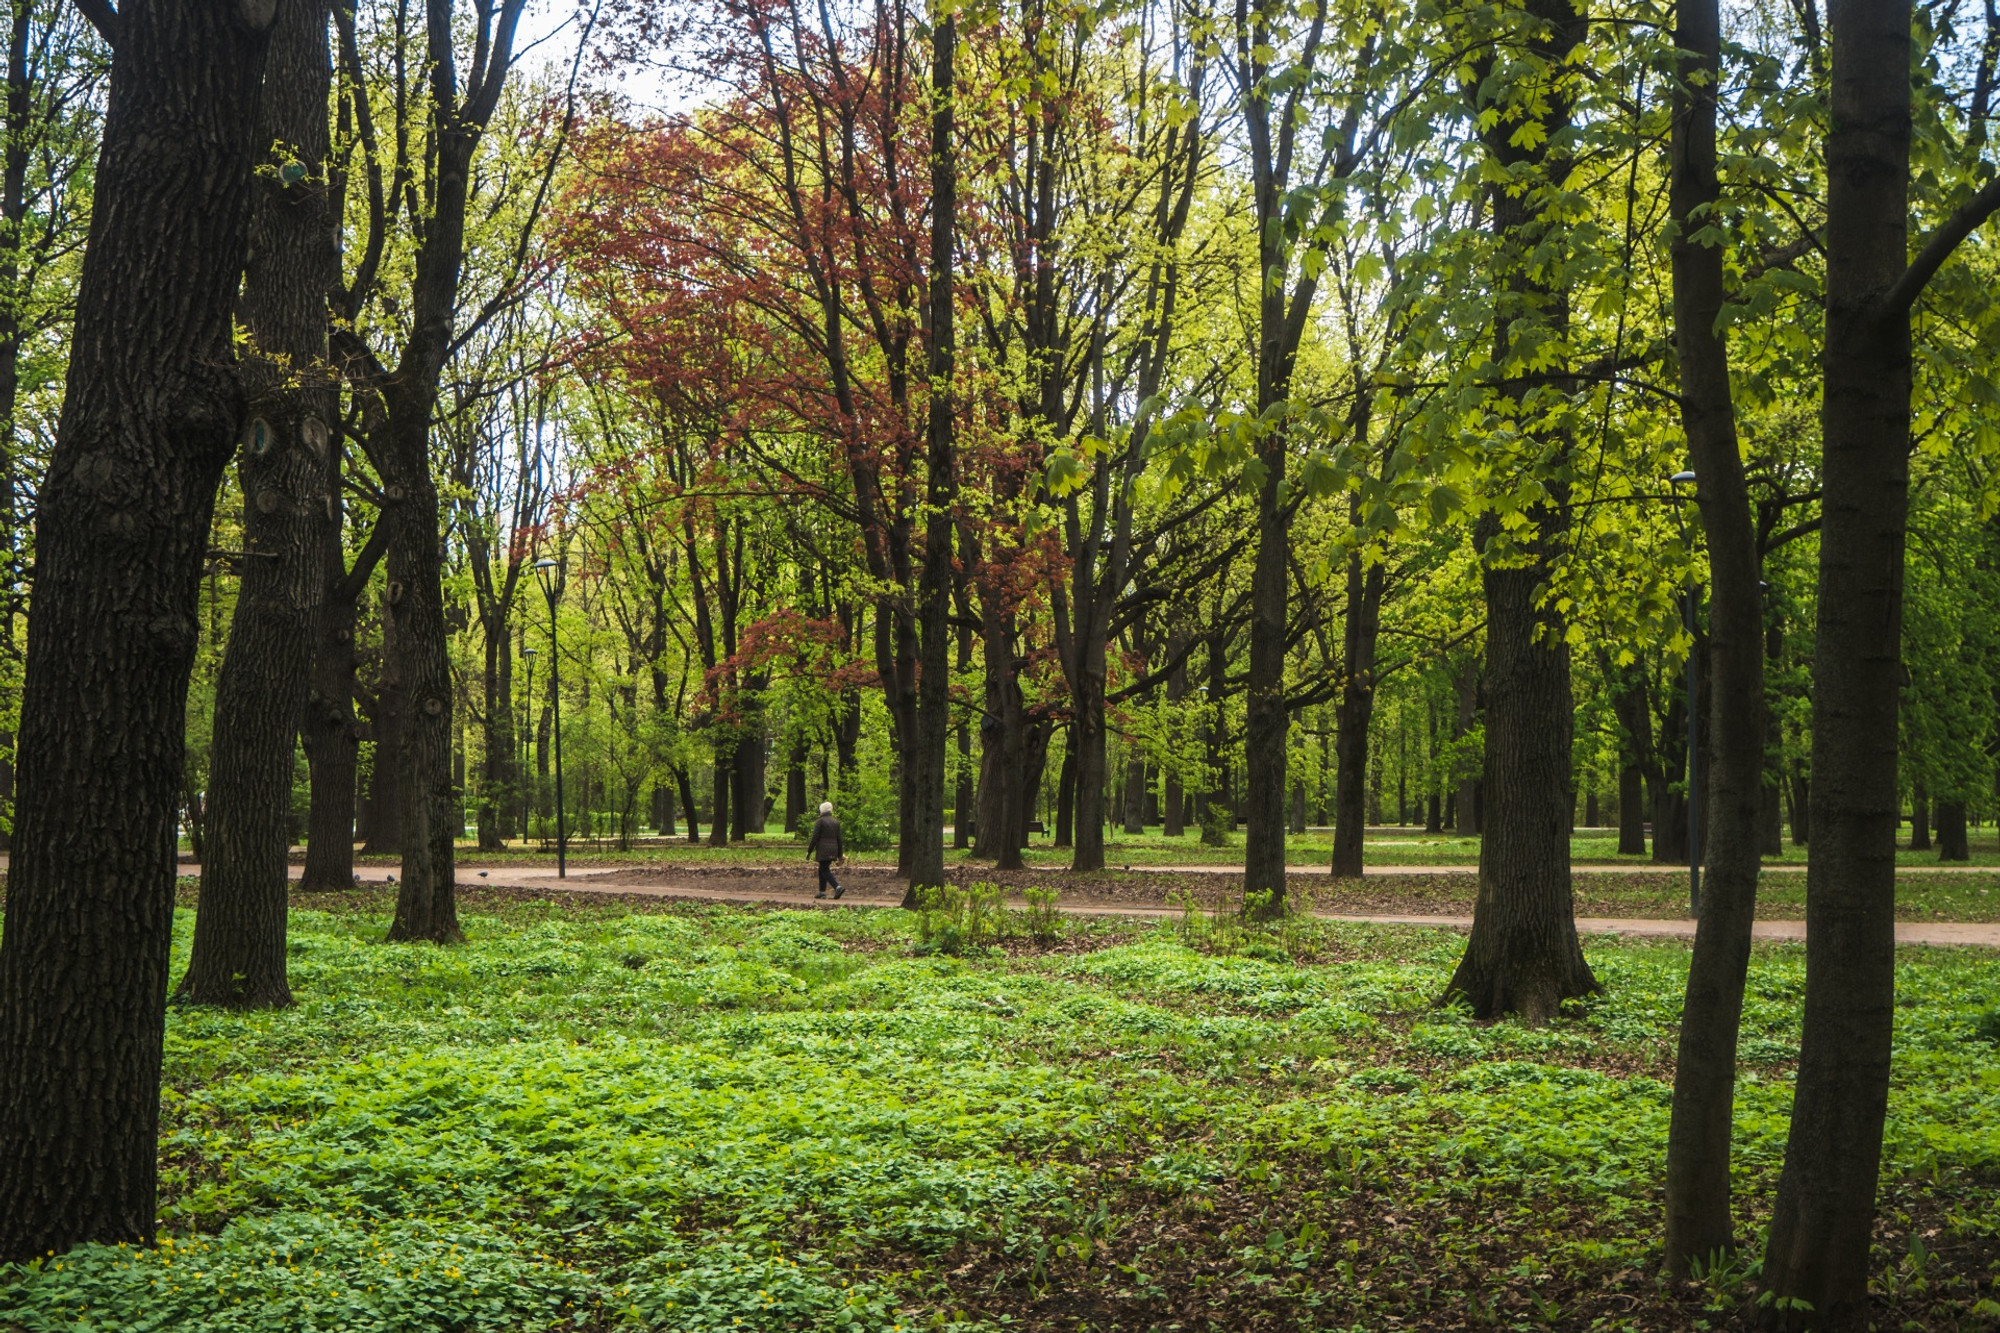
[807,813,843,861]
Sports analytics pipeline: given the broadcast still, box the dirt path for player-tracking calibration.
[271,862,2000,949]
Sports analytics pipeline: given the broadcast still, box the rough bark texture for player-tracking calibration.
[179,0,338,1008]
[1761,0,1910,1321]
[1663,0,1766,1270]
[0,0,271,1261]
[298,518,384,890]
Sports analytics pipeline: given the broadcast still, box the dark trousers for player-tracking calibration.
[817,859,841,894]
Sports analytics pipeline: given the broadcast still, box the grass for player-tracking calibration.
[3,890,1998,1330]
[306,825,2000,870]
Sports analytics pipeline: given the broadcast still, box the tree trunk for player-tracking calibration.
[179,0,338,1007]
[956,716,975,847]
[1663,0,1767,1267]
[1452,656,1479,837]
[1242,458,1289,905]
[1761,1,1914,1318]
[898,8,955,902]
[1609,663,1650,856]
[1443,513,1598,1022]
[361,619,406,855]
[477,623,513,849]
[1936,799,1968,861]
[0,0,273,1262]
[707,753,730,847]
[673,764,699,844]
[1909,781,1930,850]
[1787,762,1809,845]
[299,554,369,891]
[975,605,1026,868]
[1122,752,1145,834]
[1331,545,1385,877]
[1071,669,1110,866]
[785,739,805,834]
[1053,740,1074,847]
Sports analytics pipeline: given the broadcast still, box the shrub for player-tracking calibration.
[1021,887,1063,946]
[914,882,1006,955]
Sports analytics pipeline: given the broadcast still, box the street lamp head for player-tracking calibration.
[534,557,562,602]
[522,645,537,659]
[1669,470,1697,486]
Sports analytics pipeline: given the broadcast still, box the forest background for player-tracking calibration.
[0,0,1997,1322]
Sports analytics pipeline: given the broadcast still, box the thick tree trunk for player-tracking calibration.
[379,457,459,943]
[1442,0,1593,1020]
[1443,513,1597,1022]
[1663,0,1767,1268]
[0,0,272,1262]
[1936,799,1968,861]
[180,0,338,1007]
[1122,754,1145,834]
[1071,672,1110,867]
[1761,2,1913,1319]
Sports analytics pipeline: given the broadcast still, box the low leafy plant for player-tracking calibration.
[1020,886,1062,946]
[913,881,1006,955]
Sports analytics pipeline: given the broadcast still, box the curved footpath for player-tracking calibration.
[260,862,2000,949]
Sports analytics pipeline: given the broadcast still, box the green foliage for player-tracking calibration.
[914,881,1006,955]
[3,900,1997,1328]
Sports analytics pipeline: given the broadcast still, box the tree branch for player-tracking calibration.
[1883,173,2000,318]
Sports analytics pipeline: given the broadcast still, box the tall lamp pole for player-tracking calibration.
[1669,470,1700,917]
[520,644,536,848]
[535,559,567,879]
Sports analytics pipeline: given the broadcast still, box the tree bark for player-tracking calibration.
[1909,780,1930,851]
[1663,0,1767,1268]
[1935,799,1968,860]
[1608,662,1650,856]
[298,542,373,892]
[1452,656,1479,837]
[1443,513,1598,1022]
[1762,0,1913,1318]
[0,0,273,1261]
[1331,534,1385,877]
[1052,740,1074,847]
[179,0,338,1008]
[360,648,405,855]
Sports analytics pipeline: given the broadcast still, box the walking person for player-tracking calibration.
[807,800,844,899]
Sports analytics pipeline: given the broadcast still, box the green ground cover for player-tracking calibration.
[341,827,2000,870]
[8,894,1995,1331]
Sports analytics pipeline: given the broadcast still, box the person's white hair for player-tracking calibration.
[819,801,834,815]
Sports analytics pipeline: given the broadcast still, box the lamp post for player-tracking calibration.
[1669,470,1700,917]
[534,558,566,879]
[520,645,536,848]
